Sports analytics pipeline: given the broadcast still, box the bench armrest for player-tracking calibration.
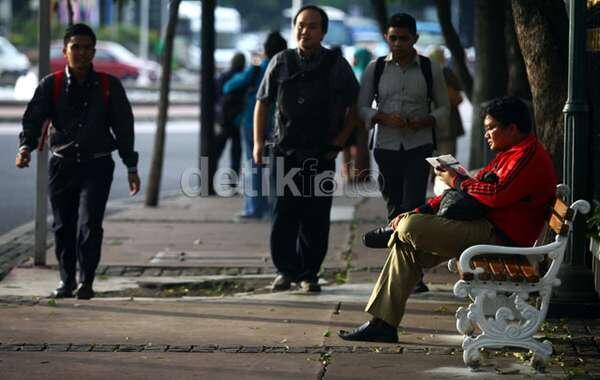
[457,240,564,277]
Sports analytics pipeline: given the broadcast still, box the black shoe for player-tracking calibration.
[75,283,95,300]
[412,280,429,294]
[362,226,394,249]
[338,320,398,343]
[271,275,292,292]
[51,282,76,298]
[299,280,321,293]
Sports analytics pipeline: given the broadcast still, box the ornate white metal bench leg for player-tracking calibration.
[455,306,475,336]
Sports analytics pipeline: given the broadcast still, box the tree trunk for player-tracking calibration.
[201,0,217,195]
[435,0,473,100]
[511,0,568,177]
[505,5,531,100]
[370,0,388,35]
[469,0,508,169]
[67,0,74,25]
[145,0,181,207]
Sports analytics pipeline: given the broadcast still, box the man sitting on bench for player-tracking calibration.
[339,96,557,343]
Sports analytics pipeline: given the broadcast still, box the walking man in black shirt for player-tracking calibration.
[16,23,140,300]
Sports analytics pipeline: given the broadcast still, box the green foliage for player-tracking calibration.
[587,200,600,242]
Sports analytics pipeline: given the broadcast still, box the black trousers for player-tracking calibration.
[214,121,242,175]
[270,153,335,282]
[374,145,433,221]
[48,155,114,286]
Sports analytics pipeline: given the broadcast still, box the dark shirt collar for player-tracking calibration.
[65,64,96,86]
[296,46,324,63]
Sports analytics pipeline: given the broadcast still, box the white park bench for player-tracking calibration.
[448,185,591,370]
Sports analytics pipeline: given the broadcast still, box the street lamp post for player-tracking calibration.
[550,0,598,313]
[34,0,51,266]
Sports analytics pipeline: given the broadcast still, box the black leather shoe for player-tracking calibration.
[338,320,398,343]
[412,280,429,294]
[362,226,394,249]
[51,282,76,298]
[271,275,292,292]
[75,283,95,300]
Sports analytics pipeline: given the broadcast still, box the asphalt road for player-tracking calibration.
[0,120,232,235]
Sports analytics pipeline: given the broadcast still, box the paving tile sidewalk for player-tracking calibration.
[0,191,595,378]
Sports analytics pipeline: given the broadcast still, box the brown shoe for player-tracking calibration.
[271,275,292,292]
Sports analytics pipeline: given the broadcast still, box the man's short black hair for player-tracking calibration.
[293,5,329,34]
[481,96,533,135]
[264,31,287,59]
[387,13,417,35]
[63,23,97,47]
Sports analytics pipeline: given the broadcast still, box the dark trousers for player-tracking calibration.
[270,153,335,282]
[48,155,114,286]
[214,121,242,175]
[374,145,433,221]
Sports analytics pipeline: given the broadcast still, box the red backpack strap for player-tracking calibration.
[52,70,64,108]
[99,72,110,108]
[38,70,65,151]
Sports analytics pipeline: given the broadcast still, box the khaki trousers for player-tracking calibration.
[365,213,497,327]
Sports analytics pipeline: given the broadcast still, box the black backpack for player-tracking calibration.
[273,48,340,154]
[369,55,437,150]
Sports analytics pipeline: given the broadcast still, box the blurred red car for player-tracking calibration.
[50,40,160,82]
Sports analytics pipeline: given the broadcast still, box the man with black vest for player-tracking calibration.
[253,5,359,292]
[16,24,140,300]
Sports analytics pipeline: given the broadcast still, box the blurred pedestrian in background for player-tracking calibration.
[224,31,287,220]
[427,46,465,156]
[342,47,373,183]
[214,52,246,180]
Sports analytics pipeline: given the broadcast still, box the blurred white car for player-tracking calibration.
[0,36,31,84]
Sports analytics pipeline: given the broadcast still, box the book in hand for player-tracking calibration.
[425,154,471,177]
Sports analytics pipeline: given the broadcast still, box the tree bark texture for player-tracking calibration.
[435,0,473,100]
[469,0,508,169]
[370,0,388,35]
[505,5,531,100]
[511,0,568,177]
[201,0,217,194]
[145,0,181,207]
[67,0,74,25]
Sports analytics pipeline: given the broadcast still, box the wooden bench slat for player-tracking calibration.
[486,257,508,281]
[502,257,525,282]
[462,257,490,281]
[462,255,540,283]
[518,257,540,283]
[553,197,574,221]
[549,213,569,236]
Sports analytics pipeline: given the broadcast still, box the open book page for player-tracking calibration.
[425,154,471,178]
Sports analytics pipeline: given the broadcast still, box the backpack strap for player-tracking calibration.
[418,55,433,112]
[372,56,386,105]
[283,49,300,78]
[98,72,110,109]
[38,70,65,151]
[418,55,436,150]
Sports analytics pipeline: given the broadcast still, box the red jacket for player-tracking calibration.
[420,135,557,246]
